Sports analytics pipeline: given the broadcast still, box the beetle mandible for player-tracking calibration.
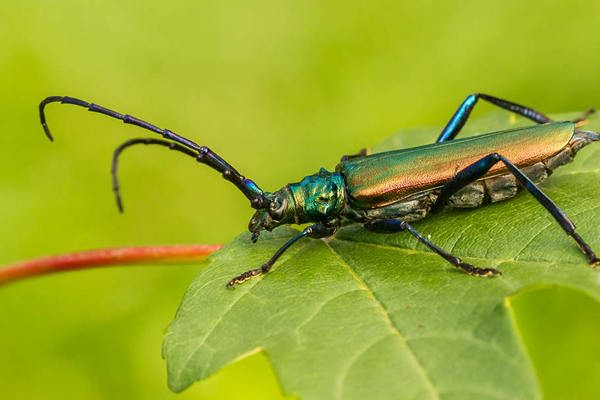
[39,93,599,286]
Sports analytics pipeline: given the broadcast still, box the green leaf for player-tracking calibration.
[163,111,600,399]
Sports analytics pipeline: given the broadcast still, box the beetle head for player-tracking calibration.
[248,168,345,241]
[248,188,297,242]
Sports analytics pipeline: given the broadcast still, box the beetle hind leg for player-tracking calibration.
[438,94,552,143]
[432,152,599,266]
[364,219,501,276]
[572,108,596,128]
[340,148,368,162]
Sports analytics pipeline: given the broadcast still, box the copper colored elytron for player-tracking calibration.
[338,122,574,209]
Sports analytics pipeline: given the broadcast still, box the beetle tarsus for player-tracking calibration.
[364,219,503,278]
[226,266,267,288]
[459,263,501,277]
[574,232,600,266]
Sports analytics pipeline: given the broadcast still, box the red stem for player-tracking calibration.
[0,244,223,285]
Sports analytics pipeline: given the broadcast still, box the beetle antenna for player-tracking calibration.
[111,138,198,212]
[40,96,269,209]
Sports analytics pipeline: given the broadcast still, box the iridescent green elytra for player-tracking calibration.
[39,93,600,286]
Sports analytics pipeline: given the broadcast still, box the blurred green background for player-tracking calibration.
[1,1,600,398]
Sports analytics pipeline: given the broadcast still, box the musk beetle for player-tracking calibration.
[39,94,600,286]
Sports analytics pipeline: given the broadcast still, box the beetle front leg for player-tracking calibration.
[226,222,338,287]
[364,219,501,276]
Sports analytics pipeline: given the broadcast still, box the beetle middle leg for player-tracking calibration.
[432,152,599,265]
[364,219,500,276]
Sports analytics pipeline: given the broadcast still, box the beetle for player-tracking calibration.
[39,93,599,287]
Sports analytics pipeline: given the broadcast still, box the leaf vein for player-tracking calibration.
[173,241,308,385]
[293,288,367,344]
[324,242,441,400]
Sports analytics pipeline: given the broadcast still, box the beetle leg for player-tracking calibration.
[364,219,500,276]
[432,152,599,265]
[438,93,553,143]
[340,148,368,162]
[572,108,596,128]
[39,96,268,209]
[226,222,338,287]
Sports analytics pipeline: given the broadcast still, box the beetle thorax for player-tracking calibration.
[288,168,346,223]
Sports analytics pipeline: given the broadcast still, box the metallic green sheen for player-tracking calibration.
[288,168,346,222]
[337,122,575,209]
[248,168,345,234]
